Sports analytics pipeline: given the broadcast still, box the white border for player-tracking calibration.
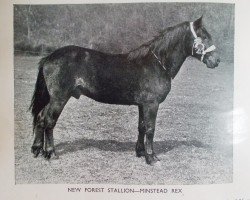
[1,0,250,199]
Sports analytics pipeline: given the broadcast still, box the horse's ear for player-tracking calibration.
[193,15,203,29]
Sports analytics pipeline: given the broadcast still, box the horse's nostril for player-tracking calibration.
[217,58,220,64]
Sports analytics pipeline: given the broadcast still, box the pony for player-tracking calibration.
[30,16,220,165]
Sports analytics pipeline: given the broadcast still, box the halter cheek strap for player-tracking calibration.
[190,22,198,38]
[190,22,216,61]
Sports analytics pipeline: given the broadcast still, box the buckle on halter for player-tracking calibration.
[193,37,205,55]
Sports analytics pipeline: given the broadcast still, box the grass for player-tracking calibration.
[14,55,233,184]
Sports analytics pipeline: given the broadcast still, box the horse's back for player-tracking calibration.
[40,45,169,105]
[39,45,137,103]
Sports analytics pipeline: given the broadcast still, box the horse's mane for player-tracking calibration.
[127,38,156,60]
[127,21,189,61]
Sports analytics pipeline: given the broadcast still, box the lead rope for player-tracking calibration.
[151,50,167,70]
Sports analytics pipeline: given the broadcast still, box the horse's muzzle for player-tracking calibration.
[204,54,220,68]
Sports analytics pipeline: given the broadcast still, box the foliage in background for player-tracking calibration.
[14,3,234,62]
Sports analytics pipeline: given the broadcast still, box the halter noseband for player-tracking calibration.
[190,22,216,61]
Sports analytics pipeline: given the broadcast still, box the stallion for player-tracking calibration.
[30,17,220,165]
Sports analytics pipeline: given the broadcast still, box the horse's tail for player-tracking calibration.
[29,57,50,131]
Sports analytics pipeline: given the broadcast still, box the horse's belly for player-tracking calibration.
[92,88,136,105]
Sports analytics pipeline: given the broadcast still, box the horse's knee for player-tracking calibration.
[145,127,155,138]
[138,125,146,134]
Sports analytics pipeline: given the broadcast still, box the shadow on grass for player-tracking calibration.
[55,138,210,156]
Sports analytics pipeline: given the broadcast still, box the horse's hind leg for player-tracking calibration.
[32,115,45,157]
[43,97,69,159]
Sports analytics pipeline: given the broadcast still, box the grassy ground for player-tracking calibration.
[14,55,233,184]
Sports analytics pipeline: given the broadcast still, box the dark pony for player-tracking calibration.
[30,17,220,165]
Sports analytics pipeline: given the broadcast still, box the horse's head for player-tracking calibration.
[188,16,220,68]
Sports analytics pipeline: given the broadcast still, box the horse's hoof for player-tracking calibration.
[145,154,160,165]
[43,150,58,160]
[135,142,145,157]
[31,146,43,158]
[43,151,52,160]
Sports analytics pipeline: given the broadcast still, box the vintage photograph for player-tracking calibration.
[14,2,234,184]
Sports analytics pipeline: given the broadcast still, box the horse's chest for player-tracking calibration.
[153,79,171,101]
[137,76,171,103]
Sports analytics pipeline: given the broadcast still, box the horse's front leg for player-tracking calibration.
[137,102,160,165]
[136,105,146,157]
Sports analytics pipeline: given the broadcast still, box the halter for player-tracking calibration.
[190,22,216,61]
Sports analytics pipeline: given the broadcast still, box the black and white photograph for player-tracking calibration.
[13,2,234,185]
[4,0,250,199]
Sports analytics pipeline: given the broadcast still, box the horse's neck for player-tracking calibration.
[155,26,188,79]
[169,45,187,79]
